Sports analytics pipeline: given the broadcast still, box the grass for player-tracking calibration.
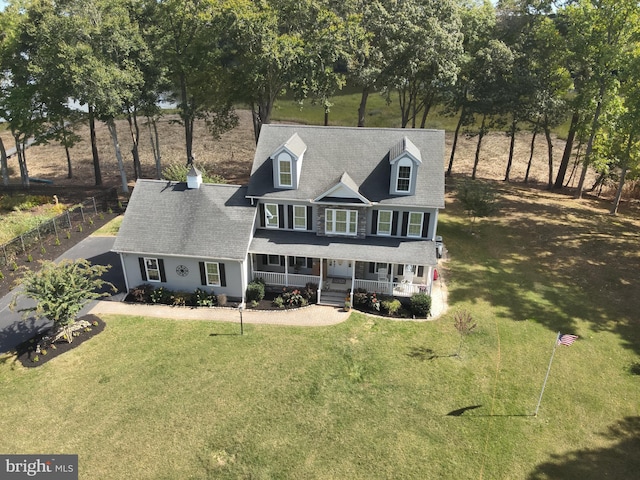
[271,89,571,137]
[0,195,67,244]
[1,184,639,479]
[91,215,123,236]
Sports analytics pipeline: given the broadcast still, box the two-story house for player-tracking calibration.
[112,124,444,306]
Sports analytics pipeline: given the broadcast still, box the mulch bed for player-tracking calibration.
[14,315,106,368]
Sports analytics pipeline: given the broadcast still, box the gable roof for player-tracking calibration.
[273,132,307,158]
[314,172,371,204]
[247,124,444,208]
[390,136,422,164]
[113,180,256,261]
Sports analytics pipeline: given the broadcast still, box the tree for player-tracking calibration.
[444,0,496,176]
[456,178,497,228]
[224,0,353,140]
[378,0,463,128]
[11,259,115,344]
[149,0,237,161]
[556,0,639,197]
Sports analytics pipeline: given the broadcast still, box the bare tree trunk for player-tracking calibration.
[447,104,466,177]
[63,145,73,179]
[553,111,579,190]
[610,165,628,215]
[472,114,487,180]
[127,110,142,179]
[566,142,583,187]
[576,83,606,198]
[544,124,554,189]
[147,116,161,179]
[153,119,162,179]
[88,105,102,186]
[0,137,8,186]
[106,119,129,194]
[524,121,539,183]
[13,134,29,188]
[358,86,370,127]
[504,118,517,182]
[61,122,73,179]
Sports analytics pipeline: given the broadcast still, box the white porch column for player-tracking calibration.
[389,263,394,296]
[318,257,324,303]
[249,253,255,282]
[285,255,289,287]
[428,265,434,295]
[350,260,355,305]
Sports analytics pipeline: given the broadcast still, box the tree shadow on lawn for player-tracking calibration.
[528,416,640,480]
[442,191,640,355]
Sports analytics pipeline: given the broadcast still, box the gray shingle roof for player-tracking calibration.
[250,230,437,266]
[113,180,256,261]
[247,125,444,208]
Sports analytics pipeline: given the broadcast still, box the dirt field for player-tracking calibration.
[0,108,599,193]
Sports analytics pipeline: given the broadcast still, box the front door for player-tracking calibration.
[327,259,353,278]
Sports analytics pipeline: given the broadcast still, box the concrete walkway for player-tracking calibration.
[88,272,449,326]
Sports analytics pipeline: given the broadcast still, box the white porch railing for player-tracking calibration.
[353,279,428,297]
[253,271,320,287]
[254,272,428,297]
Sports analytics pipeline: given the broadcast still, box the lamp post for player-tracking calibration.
[238,305,244,335]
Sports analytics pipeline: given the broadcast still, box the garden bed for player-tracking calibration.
[14,315,106,368]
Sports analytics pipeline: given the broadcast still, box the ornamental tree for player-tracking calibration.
[11,260,115,343]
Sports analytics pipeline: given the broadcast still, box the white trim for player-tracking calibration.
[407,211,423,238]
[278,153,292,187]
[120,253,130,293]
[325,208,358,236]
[144,257,161,283]
[293,204,307,230]
[395,158,412,193]
[204,261,221,286]
[265,203,279,229]
[377,209,393,236]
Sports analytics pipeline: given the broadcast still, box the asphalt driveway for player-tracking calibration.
[0,236,124,354]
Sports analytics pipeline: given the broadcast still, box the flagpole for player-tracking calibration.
[534,332,560,416]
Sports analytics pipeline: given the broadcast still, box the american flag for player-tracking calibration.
[558,334,578,346]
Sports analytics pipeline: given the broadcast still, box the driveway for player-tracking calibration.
[0,236,124,354]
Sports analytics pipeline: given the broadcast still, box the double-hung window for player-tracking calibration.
[397,165,411,192]
[204,262,220,286]
[144,257,161,282]
[279,155,292,187]
[326,208,357,235]
[377,210,393,236]
[265,203,279,228]
[293,205,307,230]
[407,212,423,237]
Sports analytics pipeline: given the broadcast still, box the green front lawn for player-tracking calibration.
[1,184,638,479]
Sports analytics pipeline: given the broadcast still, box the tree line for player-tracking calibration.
[0,0,638,213]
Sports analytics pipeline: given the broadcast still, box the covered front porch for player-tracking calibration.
[249,231,438,305]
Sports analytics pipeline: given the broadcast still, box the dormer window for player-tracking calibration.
[389,136,421,196]
[397,163,412,192]
[278,153,292,187]
[271,133,306,189]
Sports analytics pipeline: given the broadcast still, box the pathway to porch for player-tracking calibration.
[89,271,449,324]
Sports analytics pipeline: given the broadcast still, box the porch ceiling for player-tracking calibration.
[249,230,437,266]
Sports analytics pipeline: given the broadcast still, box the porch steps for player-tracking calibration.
[319,290,348,307]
